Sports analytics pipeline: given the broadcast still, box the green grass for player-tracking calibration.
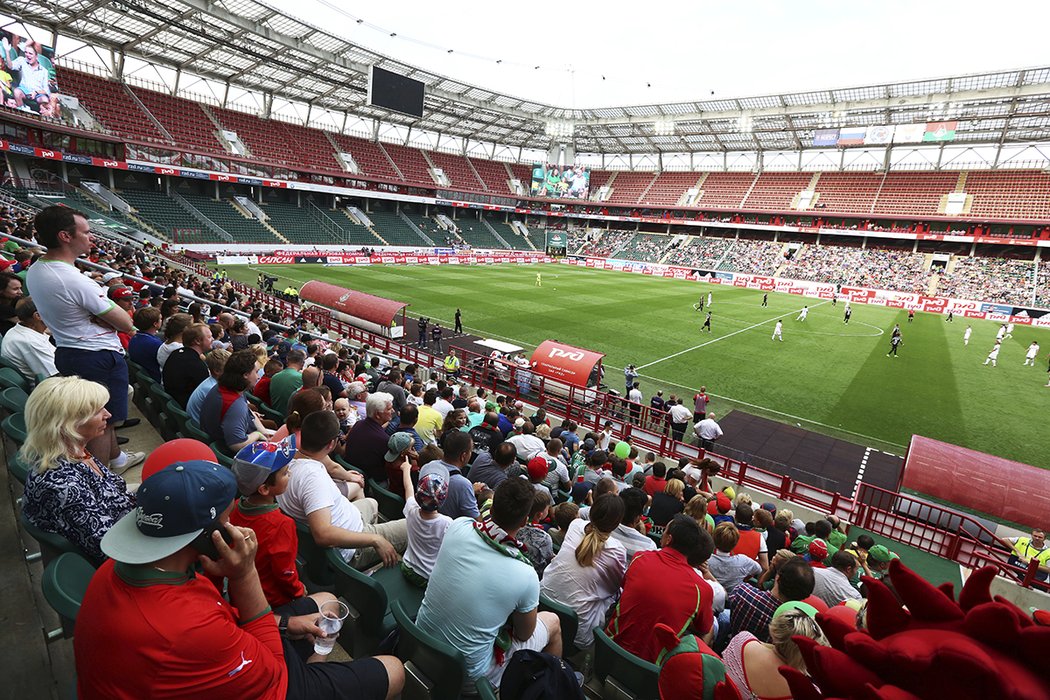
[223,262,1050,468]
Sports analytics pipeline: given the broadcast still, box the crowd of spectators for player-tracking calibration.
[664,235,733,269]
[779,245,931,293]
[717,239,786,275]
[615,232,672,263]
[577,230,634,258]
[937,255,1037,307]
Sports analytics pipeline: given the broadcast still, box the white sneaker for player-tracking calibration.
[110,451,146,475]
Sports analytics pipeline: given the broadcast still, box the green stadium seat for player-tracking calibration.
[391,599,467,700]
[0,386,29,414]
[294,520,334,589]
[209,442,234,468]
[368,477,406,522]
[20,510,99,568]
[591,628,660,700]
[8,454,30,486]
[3,412,28,445]
[42,553,97,639]
[0,367,29,392]
[326,549,425,659]
[475,678,498,700]
[540,592,582,657]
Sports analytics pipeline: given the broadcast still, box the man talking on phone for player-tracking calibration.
[74,460,404,700]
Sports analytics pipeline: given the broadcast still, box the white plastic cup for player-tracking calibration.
[313,600,350,655]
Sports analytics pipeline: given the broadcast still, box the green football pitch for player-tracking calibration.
[222,262,1050,468]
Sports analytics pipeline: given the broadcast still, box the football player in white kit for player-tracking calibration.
[796,305,809,322]
[963,325,973,345]
[1024,341,1040,366]
[983,341,1001,367]
[771,319,784,342]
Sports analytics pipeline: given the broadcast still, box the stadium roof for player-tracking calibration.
[16,0,1050,154]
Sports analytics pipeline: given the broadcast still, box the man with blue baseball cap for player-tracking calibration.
[74,459,404,700]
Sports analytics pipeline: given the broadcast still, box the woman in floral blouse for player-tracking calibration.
[21,376,136,562]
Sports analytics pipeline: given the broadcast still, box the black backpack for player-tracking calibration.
[499,650,584,700]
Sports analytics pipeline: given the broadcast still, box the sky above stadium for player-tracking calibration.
[280,0,1050,108]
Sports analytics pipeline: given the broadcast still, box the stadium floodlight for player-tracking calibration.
[654,119,676,136]
[545,120,575,138]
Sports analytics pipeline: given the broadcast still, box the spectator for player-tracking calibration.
[541,493,627,649]
[728,557,816,643]
[20,376,135,562]
[722,605,829,699]
[344,391,396,482]
[667,398,693,442]
[469,441,517,490]
[505,419,545,460]
[163,323,213,408]
[28,206,140,473]
[695,412,723,451]
[0,269,23,333]
[580,448,610,484]
[398,464,452,587]
[437,408,468,451]
[268,349,305,415]
[382,432,418,498]
[346,381,368,420]
[608,514,716,662]
[319,353,347,399]
[519,489,554,575]
[0,297,56,382]
[649,478,687,527]
[199,349,272,453]
[643,461,668,496]
[75,460,405,699]
[611,487,658,558]
[416,477,562,685]
[415,389,443,444]
[418,430,480,520]
[157,312,192,371]
[252,358,282,407]
[811,550,863,607]
[376,368,407,411]
[186,348,229,425]
[547,501,580,548]
[538,438,571,494]
[732,503,770,571]
[468,411,504,457]
[708,522,763,595]
[279,411,407,569]
[387,403,423,451]
[127,306,163,382]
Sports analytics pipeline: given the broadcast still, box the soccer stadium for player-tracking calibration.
[0,0,1049,696]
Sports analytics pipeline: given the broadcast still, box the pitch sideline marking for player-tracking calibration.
[637,300,832,370]
[238,265,904,451]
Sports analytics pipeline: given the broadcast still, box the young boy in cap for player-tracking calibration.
[230,437,315,609]
[383,431,418,498]
[76,460,404,699]
[397,457,452,587]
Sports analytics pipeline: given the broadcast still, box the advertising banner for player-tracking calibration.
[529,340,605,388]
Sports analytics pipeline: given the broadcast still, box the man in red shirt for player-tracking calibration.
[643,461,668,497]
[607,514,716,662]
[75,460,404,700]
[692,386,710,424]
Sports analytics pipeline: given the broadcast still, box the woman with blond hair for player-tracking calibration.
[20,376,136,562]
[648,477,687,528]
[722,604,830,699]
[540,493,627,648]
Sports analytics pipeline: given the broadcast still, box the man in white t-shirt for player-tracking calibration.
[277,412,407,569]
[0,297,57,382]
[505,419,546,461]
[771,319,784,342]
[27,207,141,473]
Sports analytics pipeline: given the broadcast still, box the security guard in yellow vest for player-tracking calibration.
[1003,529,1050,582]
[443,349,460,379]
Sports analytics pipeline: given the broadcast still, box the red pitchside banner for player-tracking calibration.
[529,340,605,388]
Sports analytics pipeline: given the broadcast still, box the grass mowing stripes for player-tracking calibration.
[222,262,1050,468]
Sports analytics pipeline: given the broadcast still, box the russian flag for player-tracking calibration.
[837,126,867,146]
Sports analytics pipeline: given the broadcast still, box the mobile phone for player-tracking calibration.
[192,518,235,560]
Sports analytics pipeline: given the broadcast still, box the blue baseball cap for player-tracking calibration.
[101,461,238,564]
[231,436,296,496]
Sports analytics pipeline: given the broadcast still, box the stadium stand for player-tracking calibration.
[743,172,815,211]
[567,229,593,254]
[809,172,883,214]
[486,217,534,250]
[467,158,513,194]
[780,245,930,292]
[666,235,734,269]
[455,218,507,249]
[695,172,757,209]
[427,151,485,191]
[605,171,658,205]
[328,133,402,181]
[1036,263,1050,308]
[872,171,958,217]
[937,255,1037,307]
[366,204,433,246]
[56,66,168,143]
[962,170,1050,220]
[258,199,378,246]
[641,171,702,206]
[579,230,634,258]
[378,143,436,185]
[717,239,787,274]
[117,188,218,242]
[178,191,282,244]
[129,86,222,153]
[616,233,673,262]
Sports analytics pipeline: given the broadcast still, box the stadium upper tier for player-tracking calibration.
[33,67,1050,223]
